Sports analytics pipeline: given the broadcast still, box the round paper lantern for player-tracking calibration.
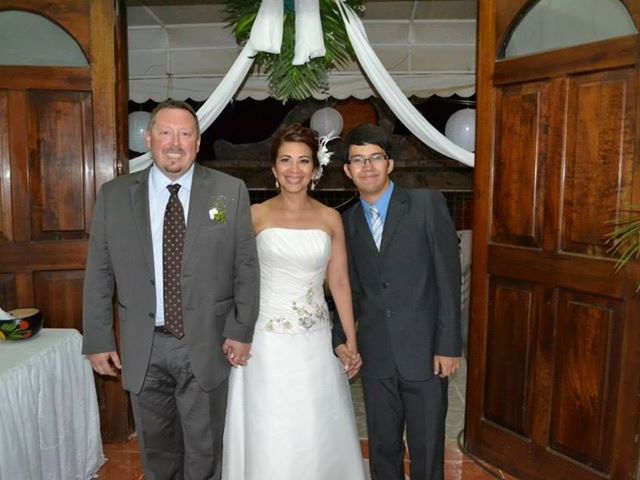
[128,111,151,153]
[310,107,344,138]
[445,108,476,152]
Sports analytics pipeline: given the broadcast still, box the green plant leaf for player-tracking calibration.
[224,0,365,101]
[606,206,640,291]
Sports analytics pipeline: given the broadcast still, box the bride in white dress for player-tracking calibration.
[222,124,366,480]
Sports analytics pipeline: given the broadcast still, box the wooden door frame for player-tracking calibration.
[467,0,640,477]
[0,0,131,442]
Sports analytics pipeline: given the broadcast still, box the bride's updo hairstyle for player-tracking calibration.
[270,123,320,170]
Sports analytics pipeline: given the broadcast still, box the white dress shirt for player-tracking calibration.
[148,164,194,327]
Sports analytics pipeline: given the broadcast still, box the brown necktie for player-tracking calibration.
[163,184,185,338]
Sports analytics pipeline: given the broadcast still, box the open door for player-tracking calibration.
[466,0,640,478]
[0,0,131,441]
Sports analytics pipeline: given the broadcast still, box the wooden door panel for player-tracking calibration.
[27,91,94,241]
[492,82,548,248]
[33,270,85,331]
[0,90,11,243]
[0,273,18,311]
[562,69,636,256]
[484,276,538,437]
[550,291,622,472]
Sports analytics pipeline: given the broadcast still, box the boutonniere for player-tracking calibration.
[209,195,228,223]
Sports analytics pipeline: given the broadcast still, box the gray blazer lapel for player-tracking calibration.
[182,165,209,265]
[130,168,154,274]
[380,187,410,253]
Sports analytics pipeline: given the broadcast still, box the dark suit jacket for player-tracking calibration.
[334,186,461,380]
[82,164,260,394]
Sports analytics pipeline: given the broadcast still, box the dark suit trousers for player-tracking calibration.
[362,372,448,480]
[130,331,228,480]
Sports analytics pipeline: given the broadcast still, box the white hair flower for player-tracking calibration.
[314,130,339,181]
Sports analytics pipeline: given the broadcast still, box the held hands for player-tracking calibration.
[335,341,362,379]
[88,351,121,377]
[223,339,252,367]
[434,355,460,378]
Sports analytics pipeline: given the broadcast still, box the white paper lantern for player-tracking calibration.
[445,108,476,152]
[128,111,151,153]
[310,107,344,138]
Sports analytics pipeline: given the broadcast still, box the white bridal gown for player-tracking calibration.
[222,228,366,480]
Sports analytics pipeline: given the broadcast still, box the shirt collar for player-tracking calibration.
[149,163,195,195]
[360,180,395,212]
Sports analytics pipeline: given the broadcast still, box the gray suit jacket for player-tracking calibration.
[334,186,461,380]
[82,164,259,394]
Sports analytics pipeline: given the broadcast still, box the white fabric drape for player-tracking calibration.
[334,0,474,167]
[130,43,257,171]
[249,0,283,53]
[130,0,474,171]
[293,0,326,65]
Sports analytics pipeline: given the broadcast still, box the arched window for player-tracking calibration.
[0,10,88,66]
[501,0,636,59]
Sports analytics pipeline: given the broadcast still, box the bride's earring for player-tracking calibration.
[275,178,280,189]
[310,181,316,191]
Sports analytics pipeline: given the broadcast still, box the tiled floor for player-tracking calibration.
[98,358,518,479]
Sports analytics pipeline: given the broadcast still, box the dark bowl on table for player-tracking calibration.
[0,308,43,340]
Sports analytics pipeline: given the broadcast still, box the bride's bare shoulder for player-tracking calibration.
[310,200,342,236]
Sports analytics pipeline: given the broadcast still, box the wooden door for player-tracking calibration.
[0,0,131,442]
[466,1,640,479]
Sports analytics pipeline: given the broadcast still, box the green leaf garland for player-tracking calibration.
[224,0,365,101]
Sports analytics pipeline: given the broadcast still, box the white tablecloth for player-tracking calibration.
[0,329,105,480]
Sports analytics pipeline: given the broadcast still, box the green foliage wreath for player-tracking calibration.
[224,0,365,101]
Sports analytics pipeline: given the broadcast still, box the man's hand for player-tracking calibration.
[222,339,252,367]
[434,355,459,378]
[88,351,121,377]
[335,344,362,379]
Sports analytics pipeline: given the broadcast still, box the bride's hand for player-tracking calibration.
[335,343,362,379]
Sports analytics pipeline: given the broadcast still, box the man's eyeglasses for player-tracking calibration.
[347,153,388,167]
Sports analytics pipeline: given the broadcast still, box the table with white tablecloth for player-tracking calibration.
[0,328,105,480]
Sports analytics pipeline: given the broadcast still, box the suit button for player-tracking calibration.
[385,310,392,318]
[150,279,155,286]
[148,312,154,318]
[382,282,389,289]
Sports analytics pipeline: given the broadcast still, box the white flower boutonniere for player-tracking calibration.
[209,195,228,223]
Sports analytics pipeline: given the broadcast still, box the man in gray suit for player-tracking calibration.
[82,100,259,479]
[334,124,461,480]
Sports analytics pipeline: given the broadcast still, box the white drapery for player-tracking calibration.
[335,1,474,166]
[130,0,475,172]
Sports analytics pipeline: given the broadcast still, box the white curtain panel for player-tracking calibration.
[130,0,474,172]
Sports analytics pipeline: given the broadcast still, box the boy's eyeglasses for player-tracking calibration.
[347,153,388,167]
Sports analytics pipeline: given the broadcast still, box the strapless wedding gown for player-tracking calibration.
[222,228,366,480]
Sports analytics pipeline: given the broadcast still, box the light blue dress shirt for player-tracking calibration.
[148,164,194,327]
[360,181,395,234]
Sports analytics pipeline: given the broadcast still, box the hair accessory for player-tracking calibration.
[314,130,339,181]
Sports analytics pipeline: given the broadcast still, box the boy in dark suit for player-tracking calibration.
[334,124,462,480]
